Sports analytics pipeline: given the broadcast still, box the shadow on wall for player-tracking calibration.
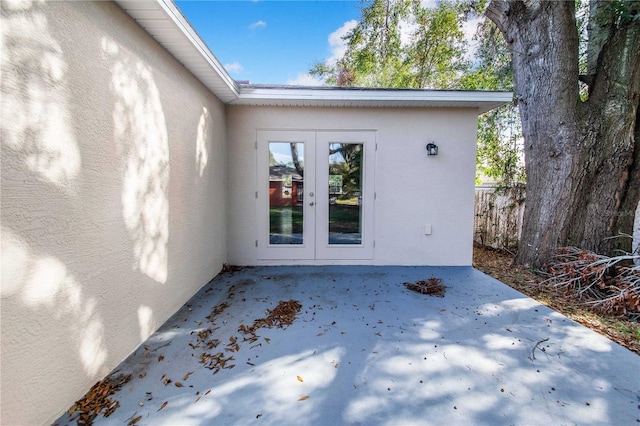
[1,0,110,384]
[1,1,216,424]
[103,35,170,284]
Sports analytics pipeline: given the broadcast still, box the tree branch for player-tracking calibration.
[485,0,510,31]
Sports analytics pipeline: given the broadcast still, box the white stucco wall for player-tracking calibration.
[227,105,479,266]
[1,1,227,424]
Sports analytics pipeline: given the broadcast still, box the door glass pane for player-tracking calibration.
[269,142,304,244]
[328,143,362,245]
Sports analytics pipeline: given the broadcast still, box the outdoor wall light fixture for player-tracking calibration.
[426,142,439,156]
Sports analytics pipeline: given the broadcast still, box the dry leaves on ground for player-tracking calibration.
[221,263,243,274]
[199,351,236,374]
[238,299,303,341]
[67,372,131,425]
[254,299,303,329]
[473,243,639,355]
[194,299,303,373]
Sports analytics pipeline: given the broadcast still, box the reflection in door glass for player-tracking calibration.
[328,143,362,244]
[269,142,304,244]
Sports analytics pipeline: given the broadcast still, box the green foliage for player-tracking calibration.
[311,0,470,88]
[311,0,526,185]
[345,0,411,87]
[476,104,525,186]
[596,0,640,26]
[459,19,525,185]
[329,144,363,197]
[406,1,469,88]
[459,19,512,91]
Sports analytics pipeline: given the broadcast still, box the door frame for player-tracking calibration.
[256,130,375,261]
[315,131,375,260]
[257,130,316,260]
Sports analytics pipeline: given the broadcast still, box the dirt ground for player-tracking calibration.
[473,243,639,355]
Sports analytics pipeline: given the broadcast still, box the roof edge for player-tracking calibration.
[115,0,512,113]
[156,0,240,94]
[114,0,239,102]
[234,86,513,113]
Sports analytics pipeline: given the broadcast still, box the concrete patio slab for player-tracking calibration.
[55,266,639,425]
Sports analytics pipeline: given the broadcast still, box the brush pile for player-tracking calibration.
[404,277,446,297]
[541,247,639,319]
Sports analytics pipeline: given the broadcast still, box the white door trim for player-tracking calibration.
[315,131,375,260]
[257,130,375,261]
[257,130,316,260]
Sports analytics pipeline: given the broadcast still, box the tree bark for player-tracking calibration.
[486,0,640,268]
[613,106,640,254]
[290,143,304,177]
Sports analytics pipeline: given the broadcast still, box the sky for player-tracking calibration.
[176,1,363,85]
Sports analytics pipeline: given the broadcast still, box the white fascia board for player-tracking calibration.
[232,87,513,113]
[153,0,239,99]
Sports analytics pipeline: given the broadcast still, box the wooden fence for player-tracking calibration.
[474,187,640,259]
[474,186,525,250]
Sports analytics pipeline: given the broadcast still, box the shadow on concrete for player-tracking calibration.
[55,266,639,425]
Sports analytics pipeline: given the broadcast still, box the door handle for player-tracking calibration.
[309,201,315,206]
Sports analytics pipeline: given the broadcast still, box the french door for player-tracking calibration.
[257,130,375,260]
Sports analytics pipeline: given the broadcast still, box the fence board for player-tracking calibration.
[474,186,525,250]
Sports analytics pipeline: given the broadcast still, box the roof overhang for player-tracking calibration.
[114,0,512,113]
[233,85,512,113]
[114,0,240,103]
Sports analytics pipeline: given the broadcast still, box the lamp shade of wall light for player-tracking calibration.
[426,142,438,156]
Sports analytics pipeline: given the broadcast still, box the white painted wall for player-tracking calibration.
[227,106,479,266]
[1,1,227,424]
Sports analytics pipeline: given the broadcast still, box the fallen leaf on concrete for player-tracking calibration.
[128,415,142,425]
[298,395,309,401]
[158,401,168,411]
[297,376,304,382]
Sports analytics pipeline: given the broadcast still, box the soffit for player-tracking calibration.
[114,0,512,113]
[114,0,239,103]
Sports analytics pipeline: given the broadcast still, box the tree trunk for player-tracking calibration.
[613,107,640,254]
[290,143,304,177]
[486,0,640,268]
